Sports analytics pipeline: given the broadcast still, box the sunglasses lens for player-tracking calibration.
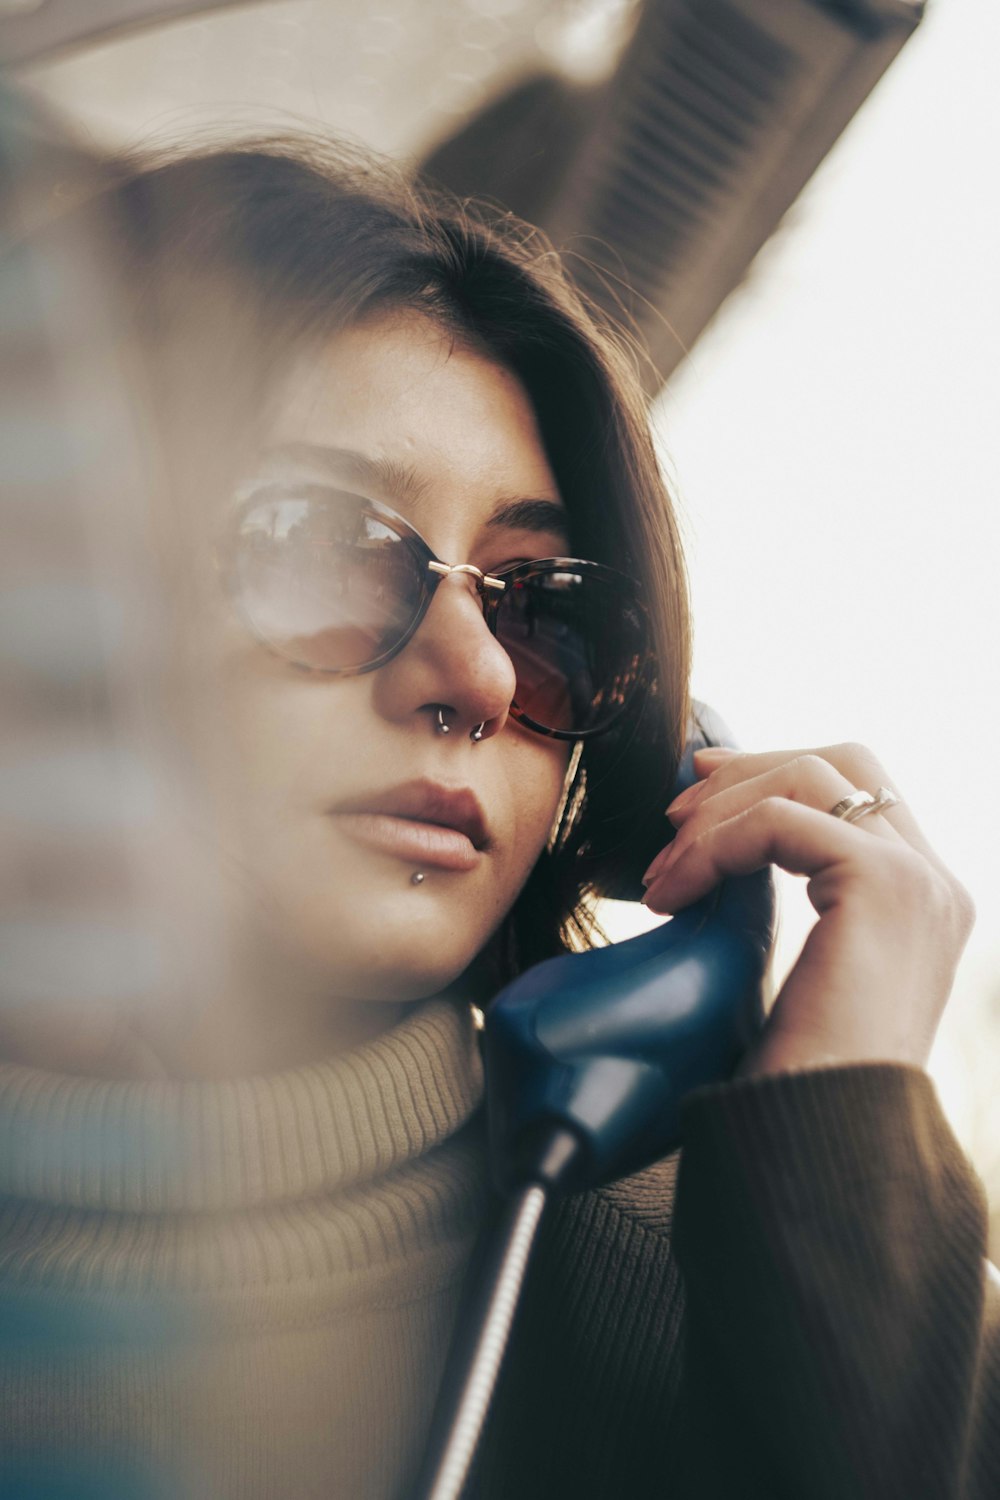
[233,493,424,670]
[495,568,646,735]
[232,496,646,736]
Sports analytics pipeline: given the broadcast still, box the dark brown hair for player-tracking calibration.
[109,138,691,978]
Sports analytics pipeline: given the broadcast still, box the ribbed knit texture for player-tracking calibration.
[2,1022,998,1499]
[0,998,490,1498]
[478,1064,999,1500]
[665,1064,999,1500]
[0,996,483,1217]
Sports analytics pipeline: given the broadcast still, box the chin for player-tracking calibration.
[326,949,482,1006]
[285,882,500,1005]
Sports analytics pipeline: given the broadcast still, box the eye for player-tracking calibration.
[483,542,568,574]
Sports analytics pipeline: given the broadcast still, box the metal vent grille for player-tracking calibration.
[426,0,922,388]
[577,1,797,292]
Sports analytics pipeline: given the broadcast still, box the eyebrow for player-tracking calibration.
[261,442,569,538]
[484,498,569,538]
[263,442,430,504]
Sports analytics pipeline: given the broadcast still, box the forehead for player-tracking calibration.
[266,313,566,539]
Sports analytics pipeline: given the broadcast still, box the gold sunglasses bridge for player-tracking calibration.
[426,560,506,592]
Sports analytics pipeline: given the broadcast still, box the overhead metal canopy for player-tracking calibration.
[424,0,924,384]
[1,0,924,388]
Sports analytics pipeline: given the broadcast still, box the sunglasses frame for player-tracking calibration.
[224,483,651,741]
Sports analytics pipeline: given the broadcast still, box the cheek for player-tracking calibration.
[179,616,572,997]
[499,734,570,882]
[201,642,362,844]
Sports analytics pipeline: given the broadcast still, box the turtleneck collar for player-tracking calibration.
[0,997,484,1214]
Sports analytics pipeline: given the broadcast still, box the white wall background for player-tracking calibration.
[633,0,999,1179]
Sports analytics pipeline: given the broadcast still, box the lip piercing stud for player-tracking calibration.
[436,709,450,735]
[411,871,426,886]
[470,723,485,743]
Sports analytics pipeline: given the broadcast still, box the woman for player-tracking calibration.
[0,138,996,1500]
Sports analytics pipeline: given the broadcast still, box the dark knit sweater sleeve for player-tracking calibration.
[671,1064,1000,1500]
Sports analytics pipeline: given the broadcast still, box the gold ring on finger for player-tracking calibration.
[828,786,900,824]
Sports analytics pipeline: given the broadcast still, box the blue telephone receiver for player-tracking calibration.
[483,699,776,1194]
[413,704,777,1499]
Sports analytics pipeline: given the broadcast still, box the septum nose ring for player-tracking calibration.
[428,562,502,745]
[437,707,486,743]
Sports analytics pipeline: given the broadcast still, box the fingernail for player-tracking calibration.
[641,846,669,885]
[641,878,674,914]
[665,780,709,818]
[642,845,683,910]
[693,745,739,767]
[642,838,681,887]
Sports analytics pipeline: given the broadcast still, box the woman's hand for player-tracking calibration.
[641,743,976,1079]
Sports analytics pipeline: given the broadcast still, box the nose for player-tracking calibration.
[371,569,516,742]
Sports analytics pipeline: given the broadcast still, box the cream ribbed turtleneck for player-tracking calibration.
[0,997,488,1499]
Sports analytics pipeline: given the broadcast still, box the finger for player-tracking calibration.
[682,742,935,867]
[647,754,900,887]
[691,745,739,774]
[643,794,896,915]
[669,755,902,838]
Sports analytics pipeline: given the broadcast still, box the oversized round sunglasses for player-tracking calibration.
[224,484,650,740]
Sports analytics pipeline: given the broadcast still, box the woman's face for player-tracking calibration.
[206,313,570,1003]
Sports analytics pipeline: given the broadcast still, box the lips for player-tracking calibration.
[329,779,490,872]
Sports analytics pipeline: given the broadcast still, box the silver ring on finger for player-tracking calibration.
[828,785,900,824]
